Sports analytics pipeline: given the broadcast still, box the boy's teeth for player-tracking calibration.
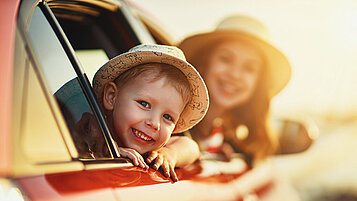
[133,128,153,141]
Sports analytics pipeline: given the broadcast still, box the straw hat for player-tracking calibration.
[93,44,209,133]
[178,15,291,97]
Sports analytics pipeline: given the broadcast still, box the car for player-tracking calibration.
[0,0,313,200]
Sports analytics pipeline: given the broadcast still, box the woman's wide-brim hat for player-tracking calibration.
[93,44,209,133]
[178,15,292,97]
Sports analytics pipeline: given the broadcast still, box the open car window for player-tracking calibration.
[23,0,164,163]
[48,0,145,82]
[27,5,114,160]
[25,0,159,162]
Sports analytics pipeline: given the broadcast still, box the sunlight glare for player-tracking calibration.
[333,4,357,49]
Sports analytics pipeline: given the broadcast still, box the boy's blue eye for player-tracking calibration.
[163,114,173,122]
[138,101,150,108]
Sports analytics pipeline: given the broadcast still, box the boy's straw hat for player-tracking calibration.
[178,15,291,97]
[93,44,209,133]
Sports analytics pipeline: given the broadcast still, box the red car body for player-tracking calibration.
[0,1,302,201]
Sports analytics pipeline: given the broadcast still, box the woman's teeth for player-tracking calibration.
[222,83,237,93]
[132,128,153,141]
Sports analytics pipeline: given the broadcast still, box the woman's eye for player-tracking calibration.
[244,64,258,74]
[163,114,174,122]
[138,101,150,108]
[219,55,232,64]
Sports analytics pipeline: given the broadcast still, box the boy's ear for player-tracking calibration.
[103,82,118,111]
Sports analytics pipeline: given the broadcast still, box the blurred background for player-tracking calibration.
[132,0,357,200]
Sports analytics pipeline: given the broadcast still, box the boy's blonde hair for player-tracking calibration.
[114,63,192,106]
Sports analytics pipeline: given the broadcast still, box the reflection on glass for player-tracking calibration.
[28,7,76,93]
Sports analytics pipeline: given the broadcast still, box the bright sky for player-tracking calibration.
[132,0,357,116]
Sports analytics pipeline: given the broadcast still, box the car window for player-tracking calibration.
[27,6,112,160]
[21,60,76,163]
[48,0,143,82]
[33,0,164,162]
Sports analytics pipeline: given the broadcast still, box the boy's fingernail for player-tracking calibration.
[170,178,177,184]
[153,164,158,170]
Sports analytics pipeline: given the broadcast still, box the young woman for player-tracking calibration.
[179,15,291,164]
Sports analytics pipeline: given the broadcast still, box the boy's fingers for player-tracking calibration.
[132,151,146,169]
[139,155,149,169]
[129,154,139,166]
[153,155,163,170]
[139,161,146,169]
[120,148,143,168]
[169,165,178,182]
[146,152,158,164]
[162,160,170,178]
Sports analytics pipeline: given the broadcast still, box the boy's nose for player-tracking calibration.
[145,118,160,131]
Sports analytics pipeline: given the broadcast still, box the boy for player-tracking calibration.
[92,44,209,181]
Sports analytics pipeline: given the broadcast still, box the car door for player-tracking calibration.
[11,0,165,200]
[8,1,261,201]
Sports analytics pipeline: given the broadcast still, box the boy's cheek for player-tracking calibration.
[153,129,171,149]
[161,129,173,146]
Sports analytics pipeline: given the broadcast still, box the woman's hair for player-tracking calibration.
[114,63,192,106]
[189,39,278,162]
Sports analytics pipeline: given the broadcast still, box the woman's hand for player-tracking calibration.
[146,148,179,182]
[119,147,149,169]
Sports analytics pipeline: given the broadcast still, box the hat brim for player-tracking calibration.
[178,30,292,97]
[93,50,209,133]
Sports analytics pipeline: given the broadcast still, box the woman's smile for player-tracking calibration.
[217,77,245,95]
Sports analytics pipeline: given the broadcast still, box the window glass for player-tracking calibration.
[22,62,72,162]
[27,6,111,159]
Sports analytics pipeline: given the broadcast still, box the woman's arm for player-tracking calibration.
[165,135,200,167]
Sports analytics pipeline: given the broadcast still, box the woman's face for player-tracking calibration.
[204,40,263,110]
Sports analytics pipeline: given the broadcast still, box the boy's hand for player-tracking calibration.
[146,148,179,182]
[119,147,149,169]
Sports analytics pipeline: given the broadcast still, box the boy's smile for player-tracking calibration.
[105,73,185,154]
[132,128,154,142]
